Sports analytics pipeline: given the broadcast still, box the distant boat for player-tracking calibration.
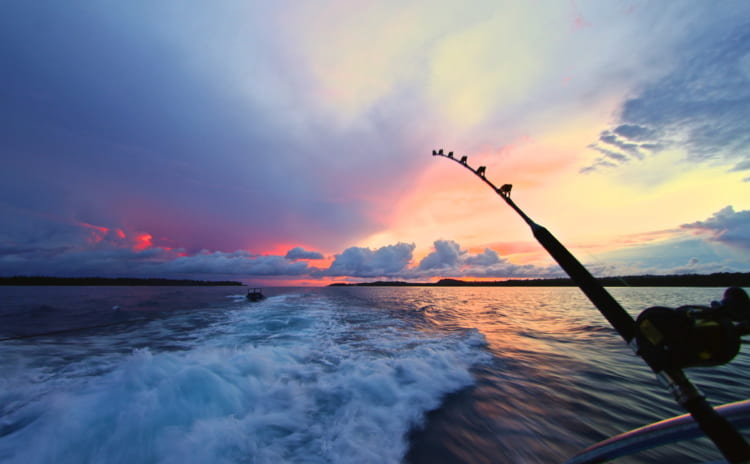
[246,288,265,302]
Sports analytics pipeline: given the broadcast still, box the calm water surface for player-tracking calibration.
[1,286,748,463]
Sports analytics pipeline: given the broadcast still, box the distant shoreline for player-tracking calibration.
[329,272,750,288]
[0,276,243,286]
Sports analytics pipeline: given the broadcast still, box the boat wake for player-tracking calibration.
[0,292,489,464]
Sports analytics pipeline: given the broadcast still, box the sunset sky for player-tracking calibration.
[2,1,750,285]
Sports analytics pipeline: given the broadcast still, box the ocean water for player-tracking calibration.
[1,285,749,463]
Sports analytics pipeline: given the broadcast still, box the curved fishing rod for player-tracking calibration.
[432,149,750,463]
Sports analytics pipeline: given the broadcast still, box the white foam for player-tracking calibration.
[0,294,489,464]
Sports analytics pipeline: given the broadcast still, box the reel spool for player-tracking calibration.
[636,287,750,370]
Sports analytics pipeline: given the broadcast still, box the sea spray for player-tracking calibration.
[0,291,490,464]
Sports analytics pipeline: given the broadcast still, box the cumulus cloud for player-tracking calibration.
[411,240,561,280]
[3,201,747,281]
[319,243,415,277]
[681,206,750,250]
[0,226,564,280]
[417,240,464,270]
[464,248,502,266]
[0,211,560,280]
[285,247,324,261]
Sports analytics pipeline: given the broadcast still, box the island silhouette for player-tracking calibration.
[329,272,750,287]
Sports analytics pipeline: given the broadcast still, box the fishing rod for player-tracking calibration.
[432,149,750,463]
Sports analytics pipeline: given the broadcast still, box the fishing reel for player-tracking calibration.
[635,287,750,370]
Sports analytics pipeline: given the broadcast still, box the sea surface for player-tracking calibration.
[1,285,749,463]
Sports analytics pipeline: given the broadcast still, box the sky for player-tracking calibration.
[1,0,750,285]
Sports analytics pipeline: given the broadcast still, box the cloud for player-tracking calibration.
[729,160,750,182]
[596,131,646,160]
[585,127,667,171]
[0,222,559,280]
[157,251,313,276]
[0,245,174,278]
[417,240,464,270]
[2,208,747,281]
[0,0,433,257]
[589,144,630,163]
[0,242,316,279]
[2,1,749,283]
[589,207,750,276]
[0,210,318,278]
[579,158,617,174]
[464,248,501,266]
[285,247,324,261]
[665,260,729,276]
[411,240,561,279]
[0,210,556,281]
[319,243,415,278]
[582,9,750,172]
[613,124,656,142]
[729,159,750,175]
[681,206,750,250]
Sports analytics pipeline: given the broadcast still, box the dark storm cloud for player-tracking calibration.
[9,249,314,278]
[0,241,315,278]
[0,205,317,278]
[582,15,750,173]
[0,1,432,260]
[0,245,170,278]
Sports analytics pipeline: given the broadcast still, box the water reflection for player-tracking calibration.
[381,286,750,464]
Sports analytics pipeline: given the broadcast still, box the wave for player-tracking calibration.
[0,292,489,464]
